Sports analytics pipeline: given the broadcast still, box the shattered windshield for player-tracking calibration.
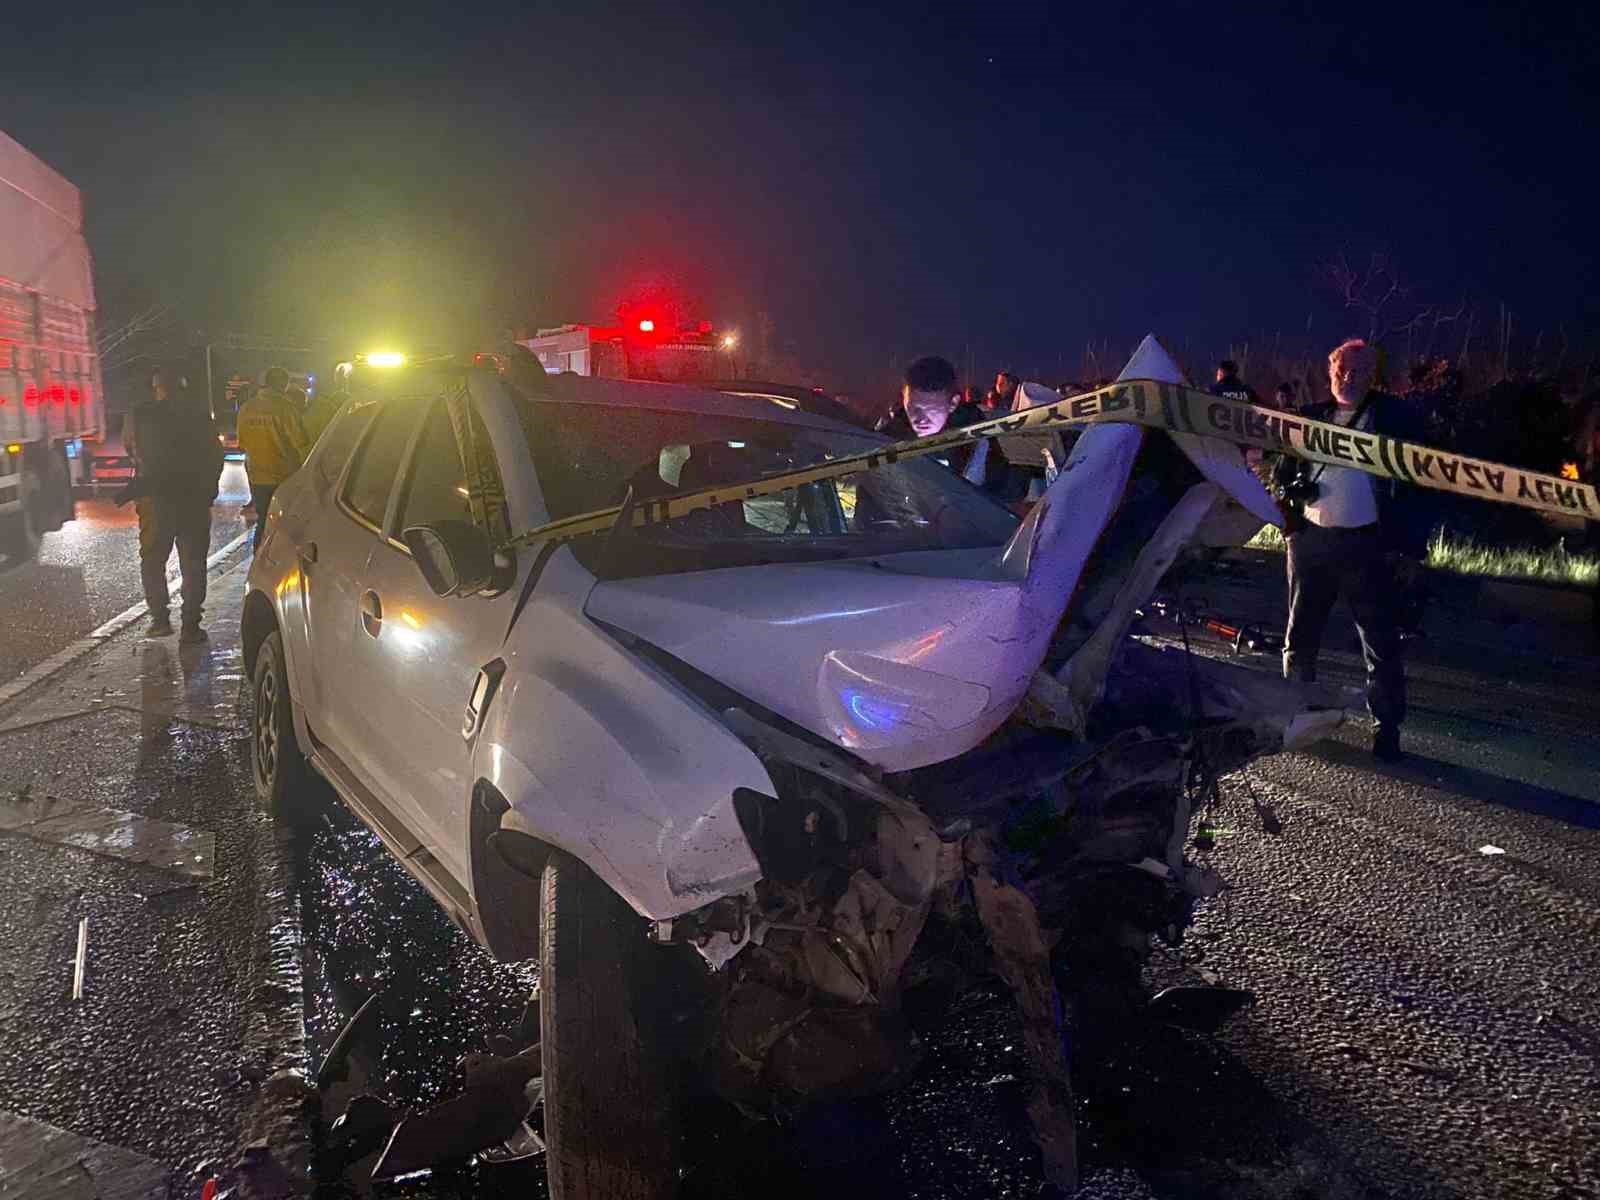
[518,399,1019,577]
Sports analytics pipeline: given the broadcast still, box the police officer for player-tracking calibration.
[237,366,309,550]
[1210,359,1259,405]
[122,367,223,642]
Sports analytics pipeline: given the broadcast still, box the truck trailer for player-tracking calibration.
[1,128,104,559]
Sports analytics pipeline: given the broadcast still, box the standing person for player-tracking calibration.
[1273,338,1427,760]
[874,356,961,440]
[237,366,309,551]
[121,368,224,642]
[1210,359,1259,405]
[302,363,350,445]
[1272,380,1298,412]
[989,370,1021,413]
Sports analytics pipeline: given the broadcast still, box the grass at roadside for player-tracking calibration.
[1244,524,1599,587]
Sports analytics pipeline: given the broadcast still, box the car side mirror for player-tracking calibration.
[403,521,498,598]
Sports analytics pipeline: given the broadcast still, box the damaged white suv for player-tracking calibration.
[244,339,1335,1196]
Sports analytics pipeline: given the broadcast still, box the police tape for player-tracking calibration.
[503,379,1597,550]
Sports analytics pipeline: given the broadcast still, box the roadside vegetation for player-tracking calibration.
[1246,524,1599,587]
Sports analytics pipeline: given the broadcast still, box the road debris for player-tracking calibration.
[0,791,214,878]
[71,916,87,1001]
[369,1044,543,1182]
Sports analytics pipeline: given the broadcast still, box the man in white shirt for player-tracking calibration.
[1274,339,1410,760]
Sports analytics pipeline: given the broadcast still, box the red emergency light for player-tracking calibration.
[23,386,39,408]
[48,384,66,406]
[637,319,655,333]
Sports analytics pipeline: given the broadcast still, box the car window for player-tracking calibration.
[312,402,374,490]
[512,397,1018,578]
[395,397,513,541]
[342,403,418,529]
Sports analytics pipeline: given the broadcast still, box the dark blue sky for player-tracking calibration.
[7,1,1597,391]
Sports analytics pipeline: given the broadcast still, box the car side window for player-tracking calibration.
[396,400,473,531]
[312,403,374,491]
[342,404,418,529]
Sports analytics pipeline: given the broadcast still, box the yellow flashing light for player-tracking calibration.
[365,351,407,368]
[4,443,20,456]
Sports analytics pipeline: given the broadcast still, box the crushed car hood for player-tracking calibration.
[586,336,1277,772]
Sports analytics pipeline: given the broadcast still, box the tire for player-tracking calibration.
[540,850,680,1200]
[251,630,313,812]
[0,508,38,564]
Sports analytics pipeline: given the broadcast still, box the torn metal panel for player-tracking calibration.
[0,792,214,878]
[1041,480,1226,736]
[967,837,1078,1195]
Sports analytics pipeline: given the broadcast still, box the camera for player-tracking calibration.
[1279,474,1320,505]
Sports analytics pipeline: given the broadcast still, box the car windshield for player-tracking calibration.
[519,399,1019,577]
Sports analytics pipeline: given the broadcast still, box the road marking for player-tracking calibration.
[0,529,251,710]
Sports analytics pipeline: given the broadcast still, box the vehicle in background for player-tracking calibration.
[521,317,734,385]
[0,129,105,559]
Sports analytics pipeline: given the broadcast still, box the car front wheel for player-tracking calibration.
[540,850,680,1200]
[251,629,312,811]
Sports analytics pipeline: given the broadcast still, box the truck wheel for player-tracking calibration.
[540,850,680,1200]
[251,630,313,813]
[0,508,38,564]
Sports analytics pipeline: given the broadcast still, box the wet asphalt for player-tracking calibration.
[1,550,1597,1199]
[295,557,1600,1199]
[0,463,249,682]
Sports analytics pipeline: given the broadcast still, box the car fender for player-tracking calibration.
[471,549,772,921]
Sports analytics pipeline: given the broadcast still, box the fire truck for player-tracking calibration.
[520,318,733,384]
[1,129,104,559]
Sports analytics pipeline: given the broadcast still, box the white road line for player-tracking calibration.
[0,529,252,709]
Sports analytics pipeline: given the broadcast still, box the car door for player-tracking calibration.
[276,400,375,729]
[317,395,430,808]
[350,392,525,886]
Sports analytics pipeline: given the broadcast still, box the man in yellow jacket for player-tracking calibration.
[237,366,309,550]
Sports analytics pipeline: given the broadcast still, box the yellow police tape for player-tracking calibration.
[504,379,1597,549]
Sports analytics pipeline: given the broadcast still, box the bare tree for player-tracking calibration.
[1323,251,1466,349]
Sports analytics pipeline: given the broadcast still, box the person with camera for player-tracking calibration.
[1274,338,1429,761]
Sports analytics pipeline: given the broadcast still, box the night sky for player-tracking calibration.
[7,1,1598,394]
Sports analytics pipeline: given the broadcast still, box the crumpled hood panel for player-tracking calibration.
[584,334,1270,772]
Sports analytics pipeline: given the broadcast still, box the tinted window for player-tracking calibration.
[312,402,373,490]
[342,404,417,527]
[396,401,472,530]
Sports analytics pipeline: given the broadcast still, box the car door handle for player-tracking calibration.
[299,541,318,566]
[360,590,383,638]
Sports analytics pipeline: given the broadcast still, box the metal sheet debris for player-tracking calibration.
[0,1109,170,1200]
[0,792,213,878]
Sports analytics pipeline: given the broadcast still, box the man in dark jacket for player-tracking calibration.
[1210,359,1259,405]
[1273,339,1430,760]
[121,368,225,643]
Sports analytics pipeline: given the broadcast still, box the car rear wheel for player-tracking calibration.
[251,629,313,811]
[540,850,680,1200]
[0,507,38,564]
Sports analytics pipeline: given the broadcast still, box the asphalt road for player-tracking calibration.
[0,462,250,682]
[2,552,1596,1199]
[295,560,1600,1199]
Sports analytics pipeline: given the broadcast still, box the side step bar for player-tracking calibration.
[307,738,489,951]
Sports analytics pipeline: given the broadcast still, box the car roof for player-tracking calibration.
[528,371,867,437]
